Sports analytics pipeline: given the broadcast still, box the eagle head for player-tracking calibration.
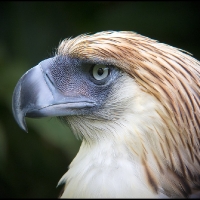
[12,31,200,198]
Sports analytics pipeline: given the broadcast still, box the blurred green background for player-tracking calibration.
[0,1,199,198]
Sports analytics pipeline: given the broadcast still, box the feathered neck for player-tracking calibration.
[58,74,179,198]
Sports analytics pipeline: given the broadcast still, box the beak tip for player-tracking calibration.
[12,109,28,133]
[20,121,28,133]
[12,81,29,133]
[19,120,28,133]
[24,128,29,133]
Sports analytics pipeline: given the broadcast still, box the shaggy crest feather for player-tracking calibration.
[55,31,200,198]
[57,31,199,145]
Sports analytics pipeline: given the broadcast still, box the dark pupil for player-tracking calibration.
[97,68,104,76]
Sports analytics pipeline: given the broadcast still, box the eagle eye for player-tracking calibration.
[91,64,110,80]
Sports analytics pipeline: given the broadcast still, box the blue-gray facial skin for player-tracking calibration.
[12,55,121,132]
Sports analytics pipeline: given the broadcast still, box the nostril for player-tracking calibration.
[45,73,54,86]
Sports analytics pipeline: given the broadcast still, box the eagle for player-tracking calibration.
[12,31,200,198]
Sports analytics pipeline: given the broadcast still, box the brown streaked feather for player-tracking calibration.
[165,166,192,197]
[142,157,159,193]
[152,150,164,174]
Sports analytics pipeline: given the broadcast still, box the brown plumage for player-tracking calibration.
[13,31,200,198]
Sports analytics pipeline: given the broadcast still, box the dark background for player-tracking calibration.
[0,1,199,198]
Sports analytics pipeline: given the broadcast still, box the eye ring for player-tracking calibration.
[92,64,110,80]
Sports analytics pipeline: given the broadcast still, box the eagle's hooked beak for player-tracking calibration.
[12,57,96,132]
